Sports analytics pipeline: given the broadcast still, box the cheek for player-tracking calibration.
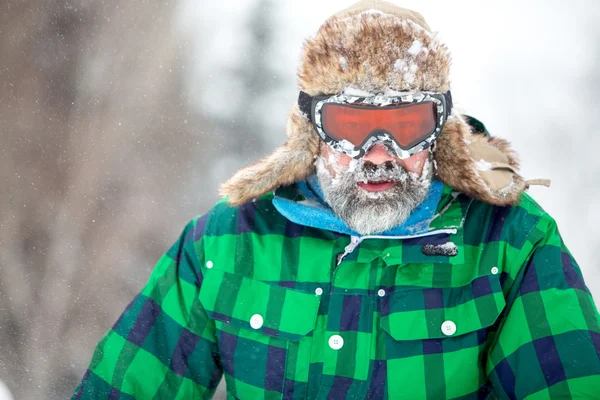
[402,151,430,173]
[337,153,353,168]
[322,145,353,173]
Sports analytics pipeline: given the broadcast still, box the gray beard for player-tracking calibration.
[315,156,433,235]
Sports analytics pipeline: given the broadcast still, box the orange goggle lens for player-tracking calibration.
[321,102,437,149]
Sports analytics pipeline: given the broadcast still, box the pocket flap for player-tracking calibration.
[200,269,321,341]
[380,275,506,340]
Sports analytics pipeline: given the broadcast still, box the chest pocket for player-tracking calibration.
[200,269,321,399]
[380,273,506,339]
[378,266,505,399]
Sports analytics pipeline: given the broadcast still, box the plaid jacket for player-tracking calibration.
[73,183,600,399]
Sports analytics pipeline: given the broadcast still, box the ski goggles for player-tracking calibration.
[298,90,452,159]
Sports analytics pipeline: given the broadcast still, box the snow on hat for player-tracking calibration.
[220,0,532,206]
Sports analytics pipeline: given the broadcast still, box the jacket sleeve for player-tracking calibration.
[486,214,600,399]
[72,216,223,399]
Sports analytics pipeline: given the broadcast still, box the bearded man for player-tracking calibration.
[73,1,600,399]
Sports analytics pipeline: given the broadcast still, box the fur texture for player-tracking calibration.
[220,105,320,206]
[298,12,451,96]
[433,115,525,205]
[220,2,527,207]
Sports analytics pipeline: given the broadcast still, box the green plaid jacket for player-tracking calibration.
[73,184,600,399]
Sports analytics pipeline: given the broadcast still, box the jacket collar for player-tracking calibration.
[273,175,472,238]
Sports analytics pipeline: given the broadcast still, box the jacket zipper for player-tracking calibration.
[335,228,458,266]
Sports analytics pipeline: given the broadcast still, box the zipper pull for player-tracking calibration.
[337,235,362,266]
[345,235,361,254]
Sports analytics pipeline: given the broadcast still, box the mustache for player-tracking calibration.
[352,160,409,183]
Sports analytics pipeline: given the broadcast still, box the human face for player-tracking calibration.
[315,142,433,235]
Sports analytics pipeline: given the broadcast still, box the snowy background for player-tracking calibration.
[1,0,599,398]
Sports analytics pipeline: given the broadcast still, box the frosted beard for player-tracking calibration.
[315,148,433,235]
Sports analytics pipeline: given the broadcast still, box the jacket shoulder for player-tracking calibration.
[511,192,558,244]
[471,191,565,283]
[202,192,289,237]
[463,191,556,271]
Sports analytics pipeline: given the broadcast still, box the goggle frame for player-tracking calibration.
[299,90,452,159]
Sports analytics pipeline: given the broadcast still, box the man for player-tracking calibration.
[73,1,600,399]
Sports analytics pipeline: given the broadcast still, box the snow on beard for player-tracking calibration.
[315,148,433,235]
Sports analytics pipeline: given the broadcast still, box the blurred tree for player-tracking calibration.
[227,0,280,157]
[0,0,216,398]
[194,0,282,162]
[0,0,283,397]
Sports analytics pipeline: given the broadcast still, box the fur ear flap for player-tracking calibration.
[219,105,320,206]
[433,115,526,206]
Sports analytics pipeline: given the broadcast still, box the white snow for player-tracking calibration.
[438,242,458,252]
[343,87,376,97]
[404,66,418,85]
[476,159,493,171]
[498,180,517,195]
[407,40,423,56]
[339,56,349,72]
[343,85,421,98]
[315,155,343,185]
[338,139,361,158]
[385,88,409,96]
[361,9,387,16]
[393,59,419,85]
[347,158,359,173]
[393,58,406,72]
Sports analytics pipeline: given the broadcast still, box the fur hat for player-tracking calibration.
[220,0,542,207]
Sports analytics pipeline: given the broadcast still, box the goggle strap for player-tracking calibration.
[298,91,314,122]
[444,91,453,118]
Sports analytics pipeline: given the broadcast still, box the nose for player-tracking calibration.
[362,143,396,165]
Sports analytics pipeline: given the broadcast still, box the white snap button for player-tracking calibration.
[250,314,263,329]
[491,267,499,275]
[315,287,323,296]
[206,260,213,269]
[377,289,386,297]
[441,320,457,336]
[328,334,344,350]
